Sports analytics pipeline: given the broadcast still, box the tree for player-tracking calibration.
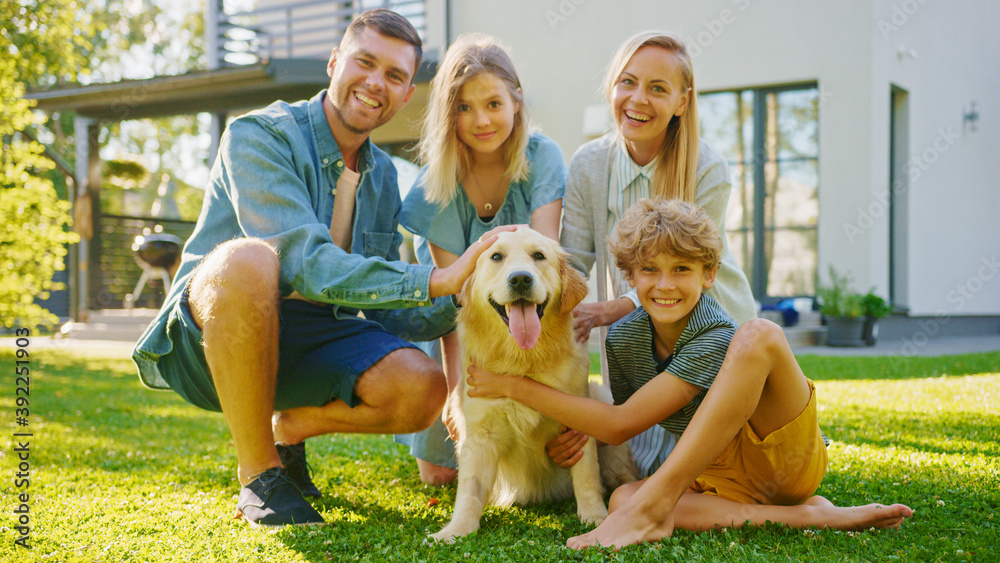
[1,0,91,329]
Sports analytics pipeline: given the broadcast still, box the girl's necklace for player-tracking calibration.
[467,166,504,213]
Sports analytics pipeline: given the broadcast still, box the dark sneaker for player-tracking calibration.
[234,467,324,527]
[276,442,322,498]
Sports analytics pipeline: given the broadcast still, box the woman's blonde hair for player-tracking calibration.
[604,31,699,202]
[609,199,722,278]
[417,33,532,205]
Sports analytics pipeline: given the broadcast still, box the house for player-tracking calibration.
[28,0,1000,341]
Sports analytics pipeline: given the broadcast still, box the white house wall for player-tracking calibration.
[445,0,999,318]
[869,0,1000,317]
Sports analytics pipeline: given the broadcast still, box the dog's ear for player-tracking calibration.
[560,258,589,314]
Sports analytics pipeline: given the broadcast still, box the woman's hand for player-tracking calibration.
[545,427,589,468]
[465,364,518,399]
[571,298,637,343]
[571,302,605,343]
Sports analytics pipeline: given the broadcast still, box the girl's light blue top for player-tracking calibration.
[401,132,567,262]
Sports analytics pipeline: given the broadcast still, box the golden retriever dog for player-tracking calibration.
[430,227,636,542]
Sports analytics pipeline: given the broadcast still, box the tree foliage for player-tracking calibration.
[1,0,91,329]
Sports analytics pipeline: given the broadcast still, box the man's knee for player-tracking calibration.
[400,356,447,431]
[363,349,446,432]
[190,239,280,325]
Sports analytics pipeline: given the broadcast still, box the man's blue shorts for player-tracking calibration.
[157,286,418,412]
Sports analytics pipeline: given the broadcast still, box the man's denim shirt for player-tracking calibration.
[132,90,458,391]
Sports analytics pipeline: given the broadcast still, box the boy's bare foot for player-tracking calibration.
[566,495,675,550]
[417,458,457,485]
[804,496,913,530]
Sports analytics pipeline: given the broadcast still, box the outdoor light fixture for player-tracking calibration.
[896,44,917,59]
[963,101,980,133]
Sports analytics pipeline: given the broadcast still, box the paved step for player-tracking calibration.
[785,324,826,348]
[58,309,157,342]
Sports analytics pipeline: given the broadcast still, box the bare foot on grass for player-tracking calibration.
[417,458,457,486]
[804,496,913,530]
[566,496,675,550]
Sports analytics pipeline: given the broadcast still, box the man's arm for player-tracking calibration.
[222,118,434,307]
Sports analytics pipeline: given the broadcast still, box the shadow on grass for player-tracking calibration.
[275,493,590,563]
[821,407,1000,457]
[797,351,1000,381]
[14,351,235,490]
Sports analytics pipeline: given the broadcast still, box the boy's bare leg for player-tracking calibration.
[672,493,912,532]
[601,483,909,540]
[568,319,825,550]
[272,347,447,441]
[189,239,283,487]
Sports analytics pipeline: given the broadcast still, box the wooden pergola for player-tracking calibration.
[25,60,330,321]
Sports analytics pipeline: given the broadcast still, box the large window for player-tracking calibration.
[699,84,819,299]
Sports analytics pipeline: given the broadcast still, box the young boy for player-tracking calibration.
[466,198,912,549]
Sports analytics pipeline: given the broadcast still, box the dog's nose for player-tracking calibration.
[508,271,533,293]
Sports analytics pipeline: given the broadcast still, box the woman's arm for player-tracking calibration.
[466,364,700,446]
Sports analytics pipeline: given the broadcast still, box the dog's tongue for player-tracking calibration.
[506,302,541,350]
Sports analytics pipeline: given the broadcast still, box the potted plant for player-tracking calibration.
[860,290,892,346]
[816,266,865,347]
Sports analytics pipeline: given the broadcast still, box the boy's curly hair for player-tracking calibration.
[609,198,722,279]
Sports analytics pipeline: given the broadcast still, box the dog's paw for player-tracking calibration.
[428,523,476,543]
[427,530,457,544]
[578,504,609,526]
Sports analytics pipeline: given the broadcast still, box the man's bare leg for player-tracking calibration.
[568,319,842,549]
[189,239,282,487]
[272,347,447,442]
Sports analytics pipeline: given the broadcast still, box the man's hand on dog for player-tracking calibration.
[429,225,519,298]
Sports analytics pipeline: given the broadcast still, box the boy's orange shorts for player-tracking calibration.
[690,378,828,505]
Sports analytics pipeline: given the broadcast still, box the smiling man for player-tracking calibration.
[131,10,508,527]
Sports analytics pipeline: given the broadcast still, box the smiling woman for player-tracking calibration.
[610,45,692,166]
[560,31,758,481]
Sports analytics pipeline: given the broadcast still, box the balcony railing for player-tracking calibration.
[207,0,427,68]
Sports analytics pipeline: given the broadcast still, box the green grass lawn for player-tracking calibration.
[1,348,998,562]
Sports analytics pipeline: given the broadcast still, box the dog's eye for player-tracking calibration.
[491,252,503,261]
[532,252,546,261]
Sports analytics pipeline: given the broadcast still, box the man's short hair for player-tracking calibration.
[609,198,723,277]
[342,9,423,75]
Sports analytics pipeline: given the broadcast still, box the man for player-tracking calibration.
[132,10,505,527]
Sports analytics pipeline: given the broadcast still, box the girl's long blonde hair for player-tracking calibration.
[417,33,532,205]
[604,31,699,202]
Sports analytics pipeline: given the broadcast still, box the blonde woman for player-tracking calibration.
[555,31,756,478]
[396,33,566,484]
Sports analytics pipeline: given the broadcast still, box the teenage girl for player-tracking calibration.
[395,33,566,484]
